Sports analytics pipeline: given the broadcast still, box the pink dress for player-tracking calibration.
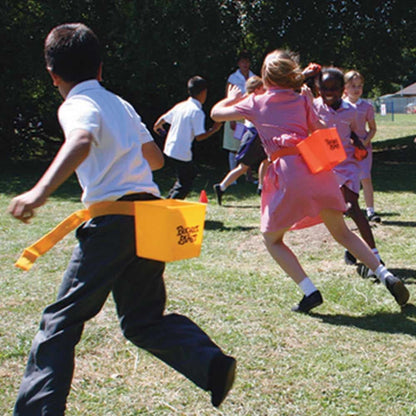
[345,98,375,180]
[313,97,361,194]
[235,87,347,233]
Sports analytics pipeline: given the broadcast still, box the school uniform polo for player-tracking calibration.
[58,80,160,206]
[162,97,206,162]
[227,68,255,93]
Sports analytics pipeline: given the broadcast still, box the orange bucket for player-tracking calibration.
[134,199,206,262]
[297,127,346,173]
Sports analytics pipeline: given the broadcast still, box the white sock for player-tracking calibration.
[219,184,226,192]
[367,207,375,216]
[372,248,381,262]
[374,264,392,285]
[298,277,317,296]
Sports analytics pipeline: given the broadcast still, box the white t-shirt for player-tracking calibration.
[227,69,255,93]
[162,97,206,162]
[58,80,160,206]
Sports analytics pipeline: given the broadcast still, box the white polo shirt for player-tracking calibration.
[162,97,206,162]
[58,80,160,206]
[227,69,255,93]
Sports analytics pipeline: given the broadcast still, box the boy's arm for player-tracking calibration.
[153,116,168,135]
[8,129,93,223]
[194,122,223,142]
[142,141,165,171]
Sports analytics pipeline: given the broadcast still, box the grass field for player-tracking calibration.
[1,114,416,415]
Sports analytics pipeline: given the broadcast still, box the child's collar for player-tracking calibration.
[66,79,101,99]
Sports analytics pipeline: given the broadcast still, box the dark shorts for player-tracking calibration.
[235,128,267,167]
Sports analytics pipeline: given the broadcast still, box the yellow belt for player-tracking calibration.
[15,201,136,272]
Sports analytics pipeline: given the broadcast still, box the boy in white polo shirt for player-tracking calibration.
[153,76,222,199]
[9,23,235,415]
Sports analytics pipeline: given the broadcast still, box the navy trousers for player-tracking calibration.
[14,204,222,415]
[166,157,198,199]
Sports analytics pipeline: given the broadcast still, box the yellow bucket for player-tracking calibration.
[134,199,207,262]
[297,127,347,173]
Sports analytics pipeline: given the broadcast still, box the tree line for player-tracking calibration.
[1,0,415,160]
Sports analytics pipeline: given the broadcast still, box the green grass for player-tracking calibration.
[1,114,416,415]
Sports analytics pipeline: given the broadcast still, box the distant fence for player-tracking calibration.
[376,96,416,114]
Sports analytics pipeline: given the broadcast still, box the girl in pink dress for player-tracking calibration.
[344,70,379,223]
[211,50,409,312]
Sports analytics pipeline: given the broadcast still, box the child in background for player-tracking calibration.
[314,67,384,275]
[9,24,235,415]
[153,76,222,199]
[213,75,269,205]
[344,70,380,222]
[223,50,257,183]
[211,50,409,313]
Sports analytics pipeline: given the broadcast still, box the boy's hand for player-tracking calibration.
[8,188,47,223]
[211,121,223,133]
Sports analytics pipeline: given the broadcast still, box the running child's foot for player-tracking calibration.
[357,260,385,279]
[367,212,381,223]
[344,250,357,265]
[213,184,224,206]
[385,275,410,306]
[357,264,375,278]
[291,290,323,313]
[208,353,236,407]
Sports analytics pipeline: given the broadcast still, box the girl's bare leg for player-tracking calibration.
[262,228,308,284]
[221,164,249,189]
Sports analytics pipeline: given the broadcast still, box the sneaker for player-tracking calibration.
[213,184,224,206]
[257,187,262,196]
[208,353,236,408]
[344,250,357,265]
[367,212,381,223]
[291,290,323,313]
[385,275,410,306]
[357,259,385,279]
[357,264,376,278]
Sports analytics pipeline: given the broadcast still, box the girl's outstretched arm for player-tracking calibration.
[211,84,246,122]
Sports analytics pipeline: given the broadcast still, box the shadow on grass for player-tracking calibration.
[389,268,416,283]
[380,220,416,227]
[311,303,416,337]
[221,203,260,209]
[205,220,257,232]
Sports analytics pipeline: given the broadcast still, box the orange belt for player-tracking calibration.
[15,201,136,272]
[270,146,299,161]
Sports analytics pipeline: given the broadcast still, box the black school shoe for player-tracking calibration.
[208,353,236,407]
[213,184,224,206]
[385,275,410,306]
[291,290,323,313]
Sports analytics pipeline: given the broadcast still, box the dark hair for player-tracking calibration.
[319,67,345,89]
[237,49,251,62]
[44,23,101,83]
[187,76,208,97]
